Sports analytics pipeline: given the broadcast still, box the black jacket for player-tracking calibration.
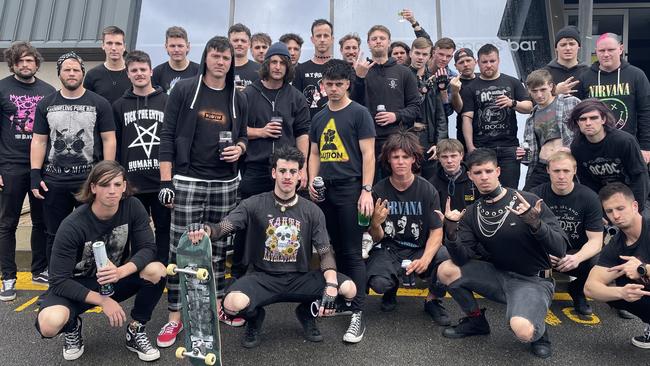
[543,59,588,86]
[242,80,310,165]
[411,66,448,144]
[428,162,476,211]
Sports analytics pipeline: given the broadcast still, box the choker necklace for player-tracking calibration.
[476,191,518,237]
[483,184,503,201]
[274,193,298,212]
[314,55,332,60]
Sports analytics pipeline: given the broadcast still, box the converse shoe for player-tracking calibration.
[343,311,365,343]
[242,308,265,348]
[156,321,183,348]
[63,317,84,361]
[0,278,17,301]
[361,232,374,259]
[424,299,451,326]
[295,303,323,342]
[632,324,650,349]
[219,308,246,327]
[32,270,49,286]
[442,308,491,338]
[126,321,160,361]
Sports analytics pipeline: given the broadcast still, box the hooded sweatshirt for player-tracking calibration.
[576,60,650,149]
[428,162,477,211]
[159,40,248,178]
[543,59,588,86]
[242,80,310,166]
[113,86,168,193]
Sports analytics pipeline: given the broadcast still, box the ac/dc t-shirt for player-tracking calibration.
[188,85,234,180]
[309,101,375,180]
[152,61,200,94]
[234,60,260,88]
[460,74,529,147]
[372,176,442,249]
[294,60,329,118]
[83,64,132,104]
[531,182,603,251]
[599,217,650,288]
[33,90,115,185]
[0,76,55,172]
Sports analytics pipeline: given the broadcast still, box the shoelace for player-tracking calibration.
[160,322,179,335]
[347,313,362,334]
[134,331,154,352]
[643,325,650,340]
[2,279,16,290]
[64,328,82,349]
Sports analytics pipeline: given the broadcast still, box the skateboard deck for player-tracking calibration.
[167,233,222,366]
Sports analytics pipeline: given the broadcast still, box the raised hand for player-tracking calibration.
[434,197,466,240]
[353,51,376,78]
[371,198,389,227]
[506,192,542,230]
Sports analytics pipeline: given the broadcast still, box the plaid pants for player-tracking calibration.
[166,176,238,312]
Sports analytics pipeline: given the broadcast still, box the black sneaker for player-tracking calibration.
[63,317,84,361]
[242,308,265,348]
[295,303,323,342]
[442,308,491,339]
[0,278,16,301]
[424,299,451,326]
[530,329,552,359]
[618,309,636,319]
[380,289,397,312]
[343,311,365,343]
[32,270,49,286]
[568,281,592,316]
[126,321,160,361]
[632,324,650,349]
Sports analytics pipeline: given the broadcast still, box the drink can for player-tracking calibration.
[92,241,114,296]
[401,259,416,287]
[218,131,233,157]
[520,142,532,164]
[313,176,326,202]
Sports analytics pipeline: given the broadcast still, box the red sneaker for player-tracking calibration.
[219,308,246,327]
[156,321,183,348]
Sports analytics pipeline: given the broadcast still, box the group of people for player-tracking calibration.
[0,8,649,363]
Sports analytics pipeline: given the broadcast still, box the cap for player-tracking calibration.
[454,48,474,63]
[264,42,290,61]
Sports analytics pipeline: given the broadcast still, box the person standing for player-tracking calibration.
[543,26,588,95]
[228,23,260,88]
[152,26,199,94]
[83,26,131,104]
[250,32,272,64]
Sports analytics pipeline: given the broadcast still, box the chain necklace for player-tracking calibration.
[274,193,299,212]
[476,192,518,237]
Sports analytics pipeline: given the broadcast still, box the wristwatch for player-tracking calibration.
[511,99,518,109]
[362,184,373,193]
[637,263,648,277]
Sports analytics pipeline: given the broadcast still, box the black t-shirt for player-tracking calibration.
[33,91,115,185]
[83,64,132,104]
[309,101,375,179]
[234,60,260,88]
[455,76,477,141]
[152,61,200,94]
[49,197,156,303]
[188,85,234,180]
[373,176,442,249]
[598,217,650,288]
[225,192,330,274]
[531,183,603,251]
[0,76,55,172]
[460,74,529,147]
[294,60,328,118]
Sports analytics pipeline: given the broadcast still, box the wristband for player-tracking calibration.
[30,168,43,190]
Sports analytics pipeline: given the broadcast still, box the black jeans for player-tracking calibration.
[0,171,47,279]
[43,183,82,266]
[491,146,520,189]
[318,178,366,311]
[523,162,549,191]
[609,293,650,324]
[562,254,598,297]
[134,192,171,265]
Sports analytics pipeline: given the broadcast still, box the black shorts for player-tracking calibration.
[366,243,450,281]
[225,270,351,314]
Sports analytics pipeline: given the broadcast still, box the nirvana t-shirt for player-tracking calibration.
[533,98,561,146]
[234,60,260,88]
[188,85,234,180]
[599,217,650,288]
[309,101,375,179]
[225,192,330,274]
[373,176,442,249]
[33,91,115,185]
[83,64,131,104]
[294,60,328,118]
[0,76,55,172]
[152,61,200,94]
[460,74,529,147]
[531,183,603,251]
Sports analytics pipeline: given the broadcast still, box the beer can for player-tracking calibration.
[401,259,416,287]
[92,241,114,296]
[520,142,532,164]
[313,176,326,202]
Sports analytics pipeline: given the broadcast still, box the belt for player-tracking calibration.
[323,177,360,185]
[537,269,552,279]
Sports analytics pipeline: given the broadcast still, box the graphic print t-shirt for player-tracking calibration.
[188,85,234,180]
[533,98,561,145]
[373,176,442,249]
[152,61,200,94]
[531,183,603,251]
[234,60,260,88]
[294,60,328,118]
[461,74,529,147]
[309,101,375,179]
[0,76,55,171]
[33,91,115,184]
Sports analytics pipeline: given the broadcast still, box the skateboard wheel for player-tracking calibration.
[205,353,217,365]
[166,264,177,276]
[175,347,186,359]
[196,268,209,280]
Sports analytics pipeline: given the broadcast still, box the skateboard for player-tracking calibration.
[167,233,221,366]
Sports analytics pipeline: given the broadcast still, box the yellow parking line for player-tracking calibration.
[14,296,38,312]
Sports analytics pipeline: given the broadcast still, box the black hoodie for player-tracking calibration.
[159,40,248,177]
[428,162,477,211]
[113,86,168,193]
[576,60,650,149]
[543,59,588,86]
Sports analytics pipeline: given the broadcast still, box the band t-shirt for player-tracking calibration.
[531,183,603,251]
[372,176,442,249]
[83,64,131,104]
[152,61,200,94]
[188,85,234,180]
[294,60,328,118]
[33,91,115,185]
[598,217,650,288]
[309,101,375,180]
[460,74,529,147]
[234,60,260,88]
[533,98,562,146]
[0,76,55,172]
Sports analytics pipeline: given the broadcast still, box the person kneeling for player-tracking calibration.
[188,146,356,348]
[35,161,166,362]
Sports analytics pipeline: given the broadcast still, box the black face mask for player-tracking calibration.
[483,184,503,200]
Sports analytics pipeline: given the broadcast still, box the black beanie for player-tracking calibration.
[265,42,290,61]
[555,26,581,47]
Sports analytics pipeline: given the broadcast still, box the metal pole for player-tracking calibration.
[577,0,593,64]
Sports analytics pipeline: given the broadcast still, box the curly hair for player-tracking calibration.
[379,130,424,174]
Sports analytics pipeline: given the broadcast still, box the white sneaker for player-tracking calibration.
[361,233,374,259]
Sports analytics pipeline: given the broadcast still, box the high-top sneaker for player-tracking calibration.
[126,321,160,361]
[63,317,84,361]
